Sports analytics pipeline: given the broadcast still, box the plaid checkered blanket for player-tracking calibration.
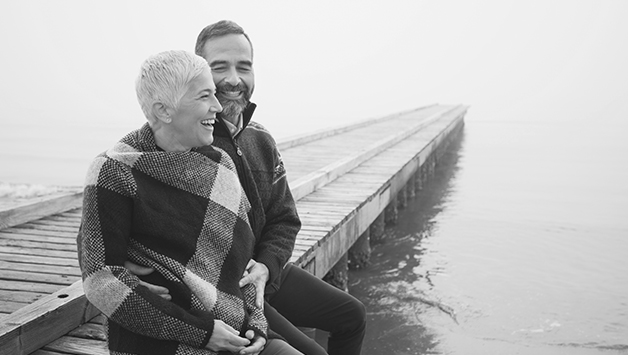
[77,123,266,354]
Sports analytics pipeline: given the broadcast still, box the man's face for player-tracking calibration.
[168,66,222,149]
[201,34,254,122]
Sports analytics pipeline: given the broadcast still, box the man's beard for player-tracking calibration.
[217,82,251,123]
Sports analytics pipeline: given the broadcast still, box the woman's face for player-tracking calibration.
[168,66,222,150]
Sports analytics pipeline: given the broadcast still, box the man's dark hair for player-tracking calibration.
[195,20,254,59]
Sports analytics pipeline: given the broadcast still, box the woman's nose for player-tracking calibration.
[210,95,222,113]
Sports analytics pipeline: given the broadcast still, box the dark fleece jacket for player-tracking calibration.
[197,103,300,296]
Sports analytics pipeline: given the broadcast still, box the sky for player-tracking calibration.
[1,0,627,186]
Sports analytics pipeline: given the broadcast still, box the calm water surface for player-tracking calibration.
[350,119,628,354]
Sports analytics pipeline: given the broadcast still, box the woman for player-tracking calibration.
[77,50,303,355]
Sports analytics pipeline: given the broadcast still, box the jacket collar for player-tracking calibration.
[214,102,257,138]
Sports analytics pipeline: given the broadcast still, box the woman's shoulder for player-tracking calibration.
[84,145,137,193]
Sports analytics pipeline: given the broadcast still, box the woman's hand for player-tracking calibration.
[205,320,251,353]
[239,329,266,355]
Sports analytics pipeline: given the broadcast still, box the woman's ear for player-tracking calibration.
[152,102,173,124]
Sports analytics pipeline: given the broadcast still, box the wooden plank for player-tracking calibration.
[41,335,109,355]
[275,106,436,150]
[0,281,99,355]
[298,225,332,232]
[289,108,453,201]
[0,239,77,252]
[67,321,106,341]
[86,313,106,325]
[13,222,79,233]
[0,192,83,230]
[0,290,46,304]
[297,200,357,209]
[0,246,77,259]
[0,252,79,267]
[0,269,80,285]
[0,300,30,314]
[0,280,63,294]
[31,350,68,355]
[38,214,82,222]
[29,219,81,228]
[1,228,78,238]
[297,208,355,218]
[299,213,345,224]
[0,232,77,244]
[0,260,80,276]
[295,231,327,239]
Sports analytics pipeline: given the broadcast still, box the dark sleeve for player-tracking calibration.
[254,146,301,287]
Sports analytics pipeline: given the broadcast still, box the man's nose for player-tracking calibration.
[225,68,240,86]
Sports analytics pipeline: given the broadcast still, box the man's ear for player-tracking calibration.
[152,102,173,123]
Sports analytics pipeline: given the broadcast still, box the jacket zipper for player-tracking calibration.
[226,127,257,236]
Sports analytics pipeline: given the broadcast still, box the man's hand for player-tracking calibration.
[124,261,171,301]
[239,259,269,308]
[239,329,266,355]
[205,320,251,353]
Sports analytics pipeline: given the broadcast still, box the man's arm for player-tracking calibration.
[251,145,300,290]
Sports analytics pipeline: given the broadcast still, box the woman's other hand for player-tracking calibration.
[206,320,251,353]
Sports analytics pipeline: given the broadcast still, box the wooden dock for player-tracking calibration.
[0,104,467,354]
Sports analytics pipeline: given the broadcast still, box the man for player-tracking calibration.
[196,20,366,355]
[130,20,366,355]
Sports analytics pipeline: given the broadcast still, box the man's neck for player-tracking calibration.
[221,113,241,126]
[221,113,243,137]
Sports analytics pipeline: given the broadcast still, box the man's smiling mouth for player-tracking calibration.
[220,90,242,99]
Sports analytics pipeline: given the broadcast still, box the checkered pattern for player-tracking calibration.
[78,124,267,355]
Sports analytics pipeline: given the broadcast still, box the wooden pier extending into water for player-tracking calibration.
[0,104,467,355]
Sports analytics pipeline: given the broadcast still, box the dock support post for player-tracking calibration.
[385,197,398,225]
[348,229,370,270]
[369,212,386,244]
[323,253,348,291]
[415,170,423,192]
[427,156,436,178]
[397,187,407,210]
[407,178,416,199]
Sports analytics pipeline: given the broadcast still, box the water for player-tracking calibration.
[349,119,628,354]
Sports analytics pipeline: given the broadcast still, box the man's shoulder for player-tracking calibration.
[245,121,272,135]
[242,121,277,145]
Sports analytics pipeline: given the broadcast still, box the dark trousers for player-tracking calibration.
[266,263,366,355]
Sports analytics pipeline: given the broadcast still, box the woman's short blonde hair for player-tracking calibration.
[135,50,208,120]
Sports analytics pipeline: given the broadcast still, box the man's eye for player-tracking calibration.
[211,66,226,72]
